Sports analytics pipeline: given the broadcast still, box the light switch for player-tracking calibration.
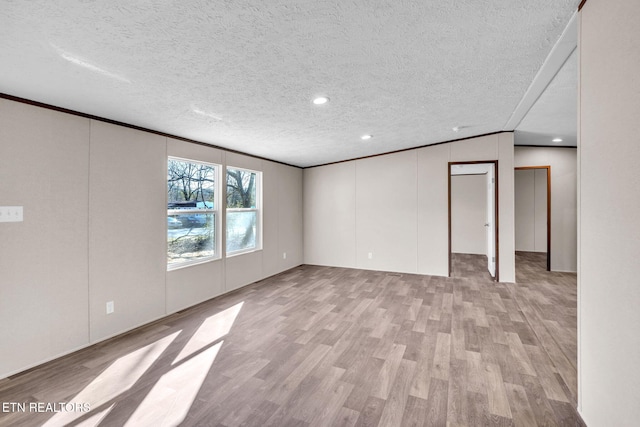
[0,206,23,222]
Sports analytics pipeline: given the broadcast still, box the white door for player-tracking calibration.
[486,164,496,277]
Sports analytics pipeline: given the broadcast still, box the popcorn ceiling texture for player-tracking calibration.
[0,1,579,167]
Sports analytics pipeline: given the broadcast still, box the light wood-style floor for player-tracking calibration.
[0,256,582,427]
[511,252,578,406]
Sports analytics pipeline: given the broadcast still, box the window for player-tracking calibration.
[167,158,219,268]
[226,167,261,255]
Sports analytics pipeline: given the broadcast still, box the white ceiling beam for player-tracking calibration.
[503,11,577,131]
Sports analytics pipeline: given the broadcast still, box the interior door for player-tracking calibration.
[486,164,496,277]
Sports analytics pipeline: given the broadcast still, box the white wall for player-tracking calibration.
[304,132,515,281]
[0,98,304,379]
[303,161,356,268]
[89,122,167,341]
[514,147,576,271]
[578,1,640,425]
[451,174,487,255]
[533,169,548,251]
[417,144,449,276]
[356,150,418,272]
[0,101,90,379]
[514,168,548,253]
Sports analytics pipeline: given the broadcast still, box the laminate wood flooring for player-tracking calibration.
[0,258,582,427]
[510,252,578,406]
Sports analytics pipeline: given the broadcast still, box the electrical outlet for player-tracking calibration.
[0,206,23,222]
[368,252,373,259]
[283,252,287,259]
[106,301,114,314]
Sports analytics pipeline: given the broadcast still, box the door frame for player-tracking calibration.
[514,166,551,271]
[448,160,499,281]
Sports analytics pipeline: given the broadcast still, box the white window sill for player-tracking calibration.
[167,256,221,272]
[225,248,263,259]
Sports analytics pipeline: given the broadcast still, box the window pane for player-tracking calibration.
[226,168,256,208]
[168,159,215,208]
[168,213,215,265]
[226,211,256,253]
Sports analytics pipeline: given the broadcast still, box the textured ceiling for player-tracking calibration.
[0,1,579,167]
[515,49,577,147]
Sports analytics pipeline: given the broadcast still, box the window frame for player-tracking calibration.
[167,156,221,270]
[225,166,262,257]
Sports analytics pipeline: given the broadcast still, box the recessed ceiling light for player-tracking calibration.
[452,126,462,132]
[552,138,563,143]
[312,96,329,105]
[361,134,373,140]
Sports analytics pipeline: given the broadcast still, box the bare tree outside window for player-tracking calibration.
[167,159,218,267]
[226,168,260,253]
[168,160,215,207]
[226,168,256,208]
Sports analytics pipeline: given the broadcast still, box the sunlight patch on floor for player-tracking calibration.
[173,301,243,365]
[42,331,180,426]
[125,340,223,426]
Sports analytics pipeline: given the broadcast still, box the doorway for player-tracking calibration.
[514,166,551,271]
[448,161,499,281]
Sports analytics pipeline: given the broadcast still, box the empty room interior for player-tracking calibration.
[0,1,638,426]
